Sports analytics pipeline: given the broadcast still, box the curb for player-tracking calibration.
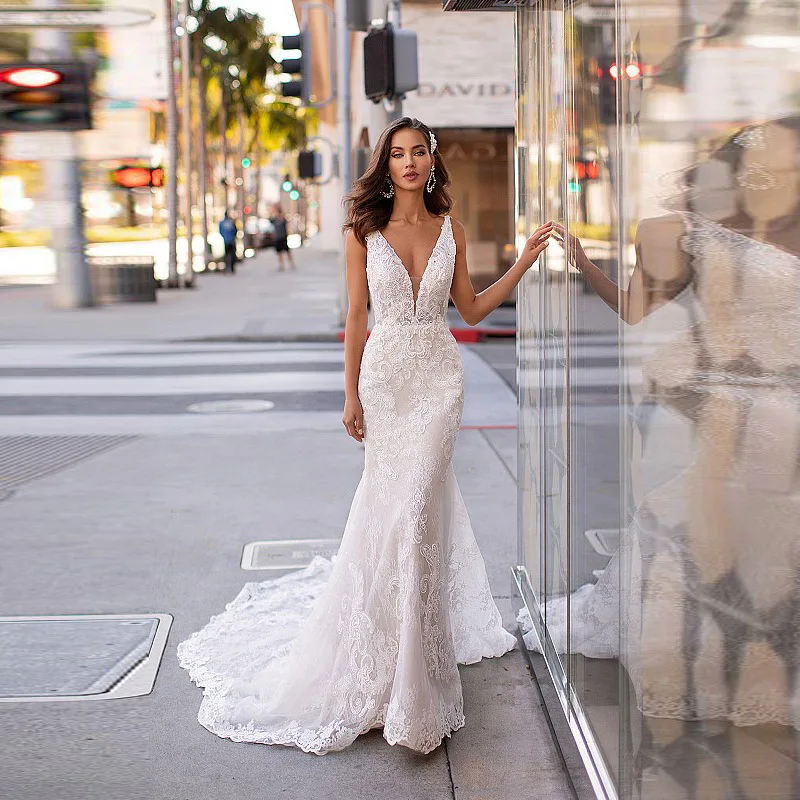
[335,328,517,343]
[175,328,518,345]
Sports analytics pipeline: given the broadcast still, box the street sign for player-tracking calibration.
[0,6,155,29]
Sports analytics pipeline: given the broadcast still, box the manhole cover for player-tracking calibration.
[187,399,275,414]
[241,539,340,570]
[0,614,172,702]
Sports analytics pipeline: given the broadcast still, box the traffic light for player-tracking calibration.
[112,165,164,189]
[574,160,599,181]
[0,62,92,132]
[298,150,321,180]
[363,24,418,102]
[241,157,251,168]
[281,176,293,192]
[279,29,311,103]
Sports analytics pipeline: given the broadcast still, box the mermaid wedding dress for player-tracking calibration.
[177,214,516,754]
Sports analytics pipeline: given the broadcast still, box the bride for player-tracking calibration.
[177,117,553,755]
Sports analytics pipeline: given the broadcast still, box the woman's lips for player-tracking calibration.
[403,172,418,180]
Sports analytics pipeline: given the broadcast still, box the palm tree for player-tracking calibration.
[189,3,313,239]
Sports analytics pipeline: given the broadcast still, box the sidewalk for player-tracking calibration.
[0,240,342,342]
[0,238,616,343]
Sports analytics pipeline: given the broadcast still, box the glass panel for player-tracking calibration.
[519,1,800,798]
[616,2,800,798]
[566,0,624,783]
[539,0,572,688]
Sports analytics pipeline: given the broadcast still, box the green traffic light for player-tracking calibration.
[282,180,293,192]
[242,157,251,168]
[289,189,300,200]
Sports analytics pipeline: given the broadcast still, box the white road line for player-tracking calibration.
[0,371,346,396]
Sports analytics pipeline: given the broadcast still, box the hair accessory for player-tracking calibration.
[381,173,395,199]
[429,131,437,154]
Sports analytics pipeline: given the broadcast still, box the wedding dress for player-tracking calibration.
[178,214,516,754]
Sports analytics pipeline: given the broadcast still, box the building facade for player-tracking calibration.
[445,0,800,798]
[302,0,516,289]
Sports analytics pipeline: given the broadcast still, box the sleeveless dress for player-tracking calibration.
[177,214,516,755]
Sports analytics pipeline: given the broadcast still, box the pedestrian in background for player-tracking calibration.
[271,207,295,271]
[219,210,238,274]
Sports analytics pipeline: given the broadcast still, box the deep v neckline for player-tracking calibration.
[378,215,449,315]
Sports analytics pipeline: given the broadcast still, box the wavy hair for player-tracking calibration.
[343,117,453,246]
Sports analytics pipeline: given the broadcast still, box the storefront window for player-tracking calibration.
[515,2,800,798]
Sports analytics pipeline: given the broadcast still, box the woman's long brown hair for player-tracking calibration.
[343,117,454,246]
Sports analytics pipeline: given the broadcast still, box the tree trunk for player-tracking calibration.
[180,0,194,287]
[195,56,210,266]
[164,0,179,287]
[220,76,230,213]
[254,119,262,219]
[236,104,245,225]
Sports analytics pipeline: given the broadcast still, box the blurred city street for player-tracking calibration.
[0,243,591,800]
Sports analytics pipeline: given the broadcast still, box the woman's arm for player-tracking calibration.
[342,230,369,442]
[449,218,553,326]
[553,219,688,326]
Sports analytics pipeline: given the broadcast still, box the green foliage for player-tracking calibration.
[189,0,310,156]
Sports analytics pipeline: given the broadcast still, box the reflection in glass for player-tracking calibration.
[516,1,800,797]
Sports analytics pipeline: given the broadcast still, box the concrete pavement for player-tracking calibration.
[0,243,588,800]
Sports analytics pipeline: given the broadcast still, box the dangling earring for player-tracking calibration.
[426,166,436,193]
[381,174,395,199]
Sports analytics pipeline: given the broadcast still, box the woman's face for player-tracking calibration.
[386,127,433,193]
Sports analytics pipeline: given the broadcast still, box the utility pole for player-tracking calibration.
[164,0,179,287]
[31,0,92,308]
[335,0,352,326]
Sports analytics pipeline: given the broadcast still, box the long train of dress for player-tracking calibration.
[177,214,516,754]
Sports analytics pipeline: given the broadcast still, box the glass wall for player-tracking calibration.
[515,2,800,798]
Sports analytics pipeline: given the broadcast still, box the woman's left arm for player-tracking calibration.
[449,218,553,326]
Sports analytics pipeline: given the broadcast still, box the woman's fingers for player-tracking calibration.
[342,415,363,442]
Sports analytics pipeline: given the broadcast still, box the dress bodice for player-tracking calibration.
[366,215,455,326]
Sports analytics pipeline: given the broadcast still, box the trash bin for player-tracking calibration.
[88,256,157,304]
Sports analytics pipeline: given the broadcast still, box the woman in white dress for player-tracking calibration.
[177,117,553,755]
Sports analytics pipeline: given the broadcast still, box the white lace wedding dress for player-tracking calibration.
[177,214,516,754]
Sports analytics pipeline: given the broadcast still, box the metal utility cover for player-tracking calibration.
[241,539,340,570]
[0,614,172,702]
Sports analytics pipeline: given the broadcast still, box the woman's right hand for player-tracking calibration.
[342,396,364,443]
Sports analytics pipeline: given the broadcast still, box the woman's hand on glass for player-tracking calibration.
[517,222,554,269]
[342,396,364,443]
[552,223,589,271]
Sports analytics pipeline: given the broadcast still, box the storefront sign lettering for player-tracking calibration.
[415,82,512,99]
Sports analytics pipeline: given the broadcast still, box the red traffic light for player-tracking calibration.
[603,62,643,81]
[0,67,63,88]
[112,166,163,189]
[574,160,600,181]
